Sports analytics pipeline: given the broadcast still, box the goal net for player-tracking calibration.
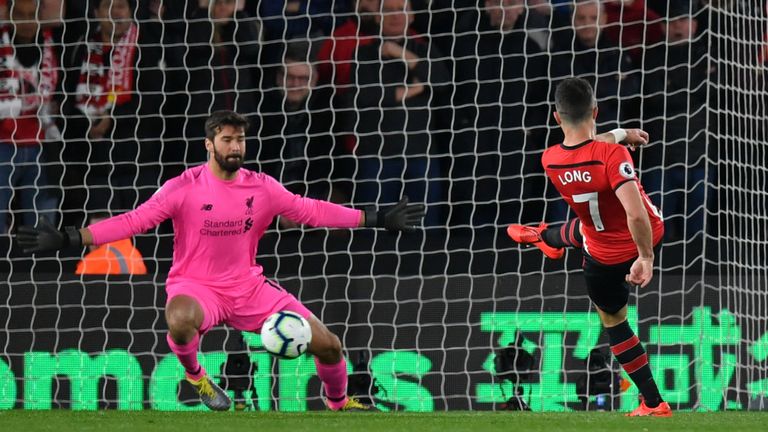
[1,0,766,412]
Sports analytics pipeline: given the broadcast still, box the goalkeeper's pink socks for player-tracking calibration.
[167,332,206,381]
[315,356,349,410]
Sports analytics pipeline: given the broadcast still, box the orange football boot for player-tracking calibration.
[506,223,565,259]
[626,400,673,417]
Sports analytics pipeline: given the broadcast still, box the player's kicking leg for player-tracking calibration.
[306,316,379,411]
[165,295,232,411]
[506,219,584,259]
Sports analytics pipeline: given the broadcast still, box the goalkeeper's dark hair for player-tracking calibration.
[205,110,250,141]
[555,77,596,124]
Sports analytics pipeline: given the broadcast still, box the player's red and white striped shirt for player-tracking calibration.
[542,139,664,265]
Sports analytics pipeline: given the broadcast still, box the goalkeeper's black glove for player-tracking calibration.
[364,197,426,232]
[16,217,82,254]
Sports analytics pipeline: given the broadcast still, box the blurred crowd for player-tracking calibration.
[1,0,766,247]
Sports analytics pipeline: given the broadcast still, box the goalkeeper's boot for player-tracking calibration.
[506,223,564,259]
[187,374,232,411]
[329,396,379,412]
[626,400,672,417]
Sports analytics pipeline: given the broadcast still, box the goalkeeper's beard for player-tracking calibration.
[213,148,243,173]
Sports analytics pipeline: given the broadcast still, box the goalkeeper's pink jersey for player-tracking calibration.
[87,164,362,288]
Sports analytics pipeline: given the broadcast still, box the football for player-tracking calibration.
[261,311,312,359]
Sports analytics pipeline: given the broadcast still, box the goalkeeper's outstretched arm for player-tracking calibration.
[267,174,426,232]
[17,179,180,254]
[16,206,167,254]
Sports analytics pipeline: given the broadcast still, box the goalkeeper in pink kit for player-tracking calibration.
[17,110,425,411]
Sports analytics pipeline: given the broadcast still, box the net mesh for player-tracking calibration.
[0,0,767,412]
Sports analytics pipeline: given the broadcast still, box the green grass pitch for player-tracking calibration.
[1,411,766,432]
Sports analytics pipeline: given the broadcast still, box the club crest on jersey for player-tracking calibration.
[619,162,636,179]
[245,196,254,215]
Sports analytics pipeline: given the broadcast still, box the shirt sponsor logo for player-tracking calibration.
[199,219,246,236]
[244,217,253,233]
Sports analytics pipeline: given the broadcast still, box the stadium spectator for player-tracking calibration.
[450,0,549,226]
[641,2,711,241]
[0,0,60,234]
[440,0,559,53]
[603,0,664,63]
[350,0,450,225]
[256,42,350,214]
[136,0,186,183]
[403,0,471,56]
[39,0,63,30]
[550,0,641,131]
[316,0,380,95]
[523,0,555,50]
[60,0,164,221]
[182,0,261,165]
[257,0,346,67]
[75,213,147,275]
[316,0,381,155]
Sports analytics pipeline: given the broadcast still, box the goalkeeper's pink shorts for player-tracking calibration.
[165,278,313,334]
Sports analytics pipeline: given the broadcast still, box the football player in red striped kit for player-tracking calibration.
[508,77,671,417]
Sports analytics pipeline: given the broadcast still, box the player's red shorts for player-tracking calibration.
[165,278,313,334]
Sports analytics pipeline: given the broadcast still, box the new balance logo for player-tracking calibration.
[201,204,213,211]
